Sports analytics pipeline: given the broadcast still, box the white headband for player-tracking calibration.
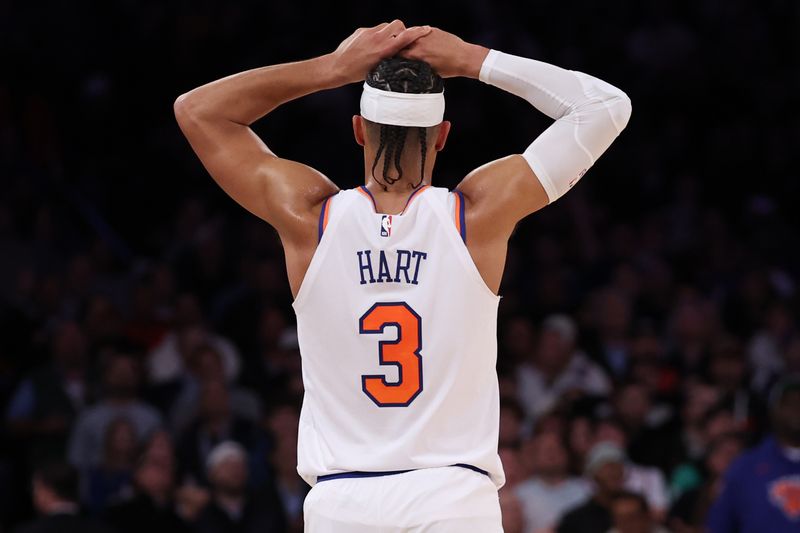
[360,82,445,127]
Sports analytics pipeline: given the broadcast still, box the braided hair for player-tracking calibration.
[365,57,444,190]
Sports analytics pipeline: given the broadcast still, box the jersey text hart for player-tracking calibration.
[356,249,428,285]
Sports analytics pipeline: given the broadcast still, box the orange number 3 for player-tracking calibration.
[359,302,423,407]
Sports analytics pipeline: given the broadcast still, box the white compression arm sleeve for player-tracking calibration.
[478,49,632,204]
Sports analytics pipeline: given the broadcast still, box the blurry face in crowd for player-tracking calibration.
[85,295,122,342]
[210,455,247,496]
[268,405,299,440]
[258,307,286,347]
[201,379,230,421]
[503,317,536,361]
[104,354,140,399]
[773,390,800,445]
[598,290,631,337]
[611,495,652,533]
[706,435,744,477]
[593,461,625,494]
[190,346,224,380]
[499,405,522,447]
[174,293,203,328]
[53,321,87,369]
[673,300,711,344]
[614,384,651,427]
[135,455,174,497]
[144,430,174,464]
[710,354,745,391]
[536,329,573,373]
[104,418,138,464]
[569,417,594,461]
[594,421,628,449]
[178,325,210,364]
[682,382,720,427]
[530,432,569,478]
[704,409,737,444]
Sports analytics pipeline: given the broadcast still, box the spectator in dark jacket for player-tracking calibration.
[558,442,627,533]
[14,462,112,533]
[193,441,285,533]
[105,430,191,533]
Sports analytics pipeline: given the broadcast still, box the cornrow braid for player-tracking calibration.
[365,57,444,191]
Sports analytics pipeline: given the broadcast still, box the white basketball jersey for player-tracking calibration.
[292,185,504,488]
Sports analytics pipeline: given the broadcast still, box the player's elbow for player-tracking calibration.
[608,92,632,133]
[173,90,211,127]
[173,92,195,125]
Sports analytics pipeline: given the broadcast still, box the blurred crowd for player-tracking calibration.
[1,0,798,533]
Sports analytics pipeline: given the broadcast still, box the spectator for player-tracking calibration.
[499,399,526,447]
[168,344,261,436]
[499,445,526,492]
[515,432,591,533]
[707,336,764,435]
[68,348,162,469]
[609,491,671,533]
[594,418,669,519]
[176,377,259,485]
[558,442,627,533]
[193,441,285,533]
[6,321,91,463]
[612,381,675,471]
[105,431,191,533]
[667,296,718,376]
[675,382,722,468]
[669,433,744,533]
[83,416,138,514]
[517,314,611,422]
[670,405,739,499]
[707,375,800,532]
[14,462,112,533]
[568,416,595,471]
[584,287,634,379]
[747,303,795,393]
[146,297,241,385]
[263,403,308,532]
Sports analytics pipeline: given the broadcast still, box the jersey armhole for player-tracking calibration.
[317,195,334,242]
[451,190,467,244]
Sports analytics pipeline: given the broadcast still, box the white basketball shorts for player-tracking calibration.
[303,465,502,532]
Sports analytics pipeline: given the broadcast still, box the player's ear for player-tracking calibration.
[434,120,451,151]
[353,115,366,147]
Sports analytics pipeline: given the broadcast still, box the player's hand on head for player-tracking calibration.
[331,20,432,84]
[398,27,475,78]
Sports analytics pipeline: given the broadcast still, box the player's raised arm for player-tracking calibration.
[174,21,432,239]
[400,28,632,237]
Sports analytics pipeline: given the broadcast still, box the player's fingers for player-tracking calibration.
[391,26,431,51]
[378,19,406,37]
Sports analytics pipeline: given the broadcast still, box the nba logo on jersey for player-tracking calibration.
[380,215,392,237]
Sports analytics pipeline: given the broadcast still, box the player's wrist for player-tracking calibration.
[457,43,490,79]
[318,53,356,88]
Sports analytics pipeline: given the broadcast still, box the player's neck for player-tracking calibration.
[362,178,431,215]
[364,179,430,195]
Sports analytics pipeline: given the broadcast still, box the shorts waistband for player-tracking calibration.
[316,463,489,483]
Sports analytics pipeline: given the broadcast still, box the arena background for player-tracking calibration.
[1,1,798,532]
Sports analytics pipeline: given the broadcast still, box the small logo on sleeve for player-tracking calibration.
[380,215,392,237]
[769,476,800,520]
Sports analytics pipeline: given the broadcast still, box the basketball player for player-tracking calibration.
[175,21,631,532]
